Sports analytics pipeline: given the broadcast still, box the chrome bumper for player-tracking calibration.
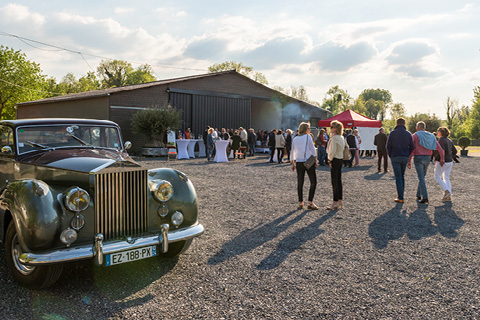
[19,223,204,266]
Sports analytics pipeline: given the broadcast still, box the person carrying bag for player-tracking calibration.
[291,122,318,210]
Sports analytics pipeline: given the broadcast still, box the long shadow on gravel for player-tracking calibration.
[369,202,464,249]
[208,209,306,265]
[257,210,337,270]
[434,202,464,238]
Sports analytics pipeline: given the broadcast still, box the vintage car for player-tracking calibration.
[0,118,204,289]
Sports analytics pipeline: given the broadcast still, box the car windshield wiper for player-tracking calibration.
[68,134,93,147]
[25,140,49,149]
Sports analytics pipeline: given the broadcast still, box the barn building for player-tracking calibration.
[17,70,329,152]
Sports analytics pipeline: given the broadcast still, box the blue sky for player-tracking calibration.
[1,1,479,118]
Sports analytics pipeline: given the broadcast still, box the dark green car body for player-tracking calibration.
[0,119,203,289]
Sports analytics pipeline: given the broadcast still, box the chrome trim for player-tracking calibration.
[95,170,148,240]
[18,223,204,266]
[160,224,169,253]
[94,234,104,266]
[89,160,116,173]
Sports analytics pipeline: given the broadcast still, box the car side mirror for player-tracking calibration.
[124,141,132,150]
[1,146,12,154]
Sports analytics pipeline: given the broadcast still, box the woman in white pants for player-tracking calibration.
[434,127,456,201]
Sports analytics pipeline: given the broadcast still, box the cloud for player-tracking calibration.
[387,40,437,65]
[155,7,187,19]
[0,4,45,30]
[114,7,136,14]
[237,37,307,68]
[386,40,446,78]
[310,41,377,72]
[183,37,229,60]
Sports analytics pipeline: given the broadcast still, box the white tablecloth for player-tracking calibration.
[213,140,229,162]
[176,139,190,160]
[187,140,198,158]
[197,140,206,157]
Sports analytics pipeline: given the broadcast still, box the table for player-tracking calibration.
[197,140,206,157]
[213,140,229,162]
[187,140,197,158]
[176,139,190,160]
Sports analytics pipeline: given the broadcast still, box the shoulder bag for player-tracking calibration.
[303,135,316,169]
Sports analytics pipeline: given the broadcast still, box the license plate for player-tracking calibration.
[105,246,157,266]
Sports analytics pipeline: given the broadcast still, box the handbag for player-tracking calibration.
[343,142,351,161]
[303,135,316,169]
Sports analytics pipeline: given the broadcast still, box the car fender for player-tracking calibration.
[148,168,198,225]
[0,179,63,252]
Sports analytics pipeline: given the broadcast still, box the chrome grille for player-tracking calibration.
[95,169,148,240]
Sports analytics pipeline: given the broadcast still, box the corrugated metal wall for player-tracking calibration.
[170,92,251,135]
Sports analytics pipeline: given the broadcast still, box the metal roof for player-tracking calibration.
[0,118,119,127]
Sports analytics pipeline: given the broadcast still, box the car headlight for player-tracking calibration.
[171,211,184,226]
[150,180,174,202]
[65,187,90,212]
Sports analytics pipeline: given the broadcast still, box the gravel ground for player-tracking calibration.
[0,153,479,319]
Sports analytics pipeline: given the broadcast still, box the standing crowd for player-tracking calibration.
[183,118,457,210]
[290,118,457,211]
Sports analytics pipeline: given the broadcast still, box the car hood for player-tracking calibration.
[19,148,141,173]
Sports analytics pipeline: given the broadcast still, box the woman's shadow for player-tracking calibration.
[208,209,306,265]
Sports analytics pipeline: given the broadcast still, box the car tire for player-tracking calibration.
[159,239,192,258]
[5,220,63,289]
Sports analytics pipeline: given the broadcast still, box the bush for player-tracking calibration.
[131,105,181,147]
[458,136,471,150]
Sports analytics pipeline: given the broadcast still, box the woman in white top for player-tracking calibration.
[291,122,318,210]
[326,120,346,210]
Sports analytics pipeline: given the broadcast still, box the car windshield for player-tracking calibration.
[16,124,122,154]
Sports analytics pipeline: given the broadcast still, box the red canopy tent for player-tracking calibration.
[318,110,381,128]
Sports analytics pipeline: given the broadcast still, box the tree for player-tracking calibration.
[0,46,47,119]
[321,85,351,115]
[131,105,182,147]
[407,113,441,133]
[390,103,406,120]
[460,86,480,139]
[351,98,367,115]
[97,59,134,88]
[208,61,268,85]
[126,64,157,85]
[359,88,392,120]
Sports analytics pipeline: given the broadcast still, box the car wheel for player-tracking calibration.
[5,220,63,289]
[159,239,192,258]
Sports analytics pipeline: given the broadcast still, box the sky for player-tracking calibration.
[1,0,480,119]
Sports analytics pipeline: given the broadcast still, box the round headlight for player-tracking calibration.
[70,214,85,230]
[157,205,169,217]
[60,229,77,246]
[152,181,174,202]
[65,187,90,212]
[171,211,184,226]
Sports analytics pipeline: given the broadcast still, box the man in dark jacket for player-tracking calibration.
[374,127,388,173]
[387,118,415,203]
[267,129,277,163]
[247,128,256,156]
[345,129,357,168]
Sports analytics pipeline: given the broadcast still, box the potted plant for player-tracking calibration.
[131,105,182,156]
[458,136,471,156]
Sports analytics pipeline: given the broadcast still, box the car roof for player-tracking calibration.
[0,118,119,128]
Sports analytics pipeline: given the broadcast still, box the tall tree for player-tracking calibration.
[126,64,157,85]
[407,113,441,133]
[97,59,134,88]
[321,85,351,115]
[460,86,480,139]
[390,102,406,120]
[208,61,268,85]
[0,46,47,119]
[359,88,392,120]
